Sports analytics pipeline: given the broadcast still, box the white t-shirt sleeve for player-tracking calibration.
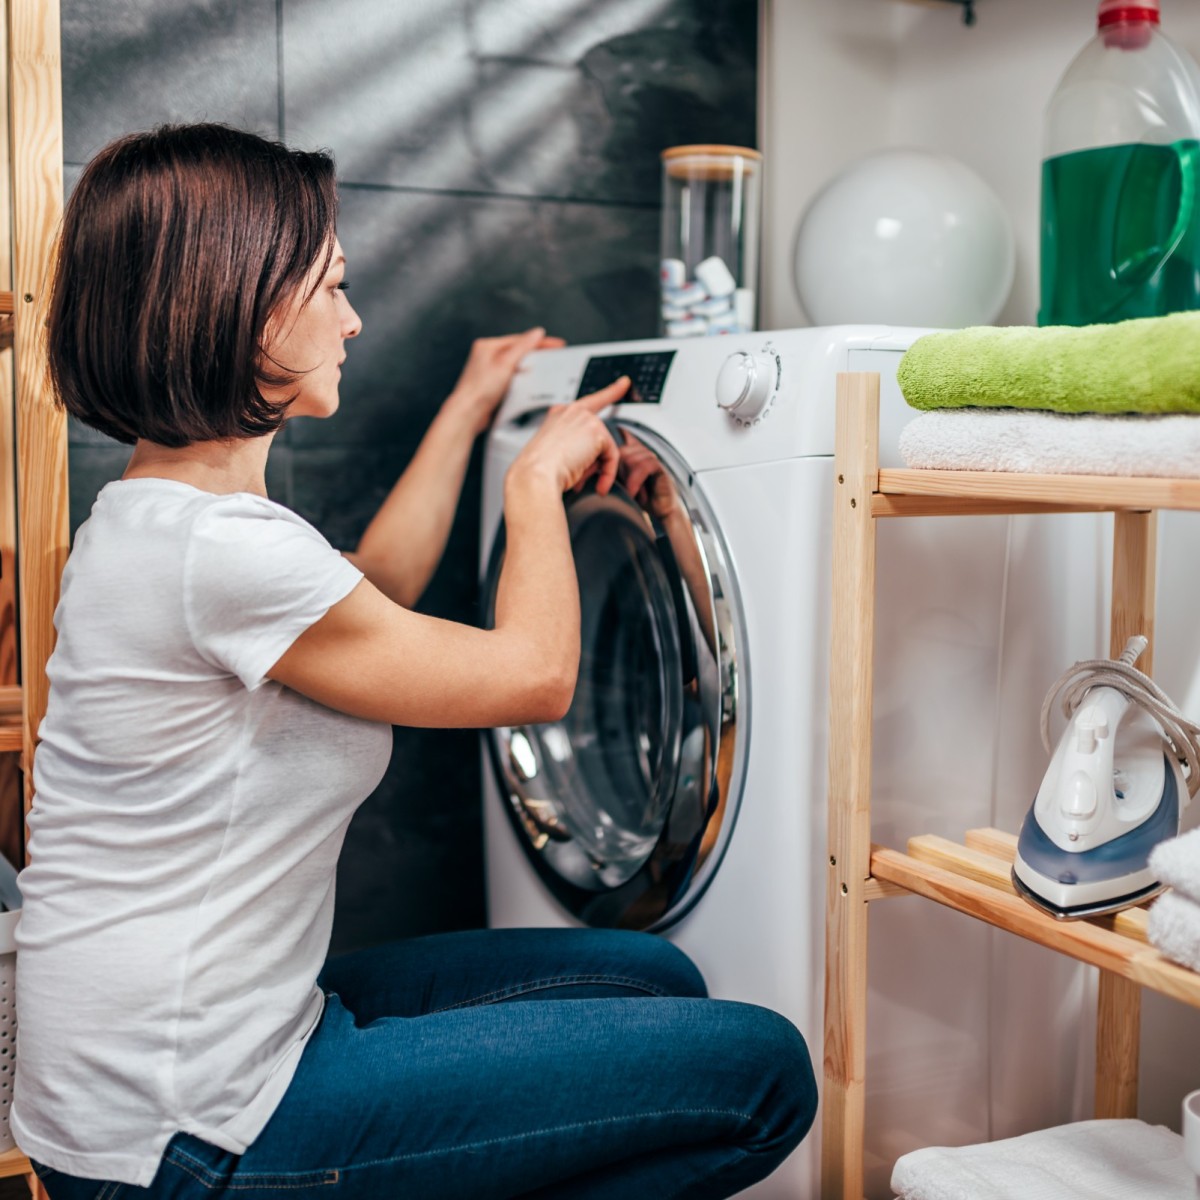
[184,496,364,690]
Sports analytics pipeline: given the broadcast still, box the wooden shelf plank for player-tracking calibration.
[907,834,1014,892]
[0,719,20,752]
[878,468,1200,512]
[963,826,1017,860]
[864,877,913,901]
[0,686,23,753]
[870,846,1200,1008]
[911,831,1151,942]
[0,1146,30,1178]
[964,828,1153,940]
[871,494,1110,518]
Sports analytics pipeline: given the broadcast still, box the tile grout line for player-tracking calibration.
[338,179,660,211]
[63,162,660,217]
[276,0,286,142]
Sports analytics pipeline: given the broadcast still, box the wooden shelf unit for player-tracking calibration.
[822,371,1200,1198]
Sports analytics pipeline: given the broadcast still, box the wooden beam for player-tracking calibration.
[879,467,1199,511]
[871,494,1108,519]
[1096,974,1142,1119]
[9,0,67,817]
[864,877,912,901]
[1092,509,1157,1118]
[823,374,880,1200]
[0,3,17,871]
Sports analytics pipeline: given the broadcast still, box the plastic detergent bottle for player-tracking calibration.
[1040,0,1200,326]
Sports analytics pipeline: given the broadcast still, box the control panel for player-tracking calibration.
[576,350,676,405]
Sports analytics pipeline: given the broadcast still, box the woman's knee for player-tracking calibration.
[728,1004,819,1155]
[605,931,708,998]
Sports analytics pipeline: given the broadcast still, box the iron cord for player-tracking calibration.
[1039,635,1200,799]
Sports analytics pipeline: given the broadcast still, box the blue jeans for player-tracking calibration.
[31,928,816,1199]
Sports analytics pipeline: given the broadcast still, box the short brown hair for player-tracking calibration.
[47,123,339,447]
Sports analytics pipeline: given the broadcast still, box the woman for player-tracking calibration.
[13,123,816,1200]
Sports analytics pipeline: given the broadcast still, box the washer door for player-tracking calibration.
[484,426,745,929]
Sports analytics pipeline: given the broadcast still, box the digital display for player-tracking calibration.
[576,351,675,405]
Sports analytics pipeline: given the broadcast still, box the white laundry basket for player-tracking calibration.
[0,909,18,1152]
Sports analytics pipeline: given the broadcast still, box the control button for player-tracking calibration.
[716,351,774,419]
[1062,771,1098,820]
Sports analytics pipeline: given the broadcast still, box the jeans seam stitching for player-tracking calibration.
[164,1153,224,1190]
[429,974,670,1012]
[225,1175,340,1190]
[332,1106,764,1170]
[168,1149,340,1190]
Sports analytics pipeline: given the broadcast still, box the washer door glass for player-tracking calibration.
[485,427,744,929]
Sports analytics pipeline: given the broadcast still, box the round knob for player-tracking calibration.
[716,351,775,419]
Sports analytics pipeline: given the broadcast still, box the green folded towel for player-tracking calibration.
[897,311,1200,414]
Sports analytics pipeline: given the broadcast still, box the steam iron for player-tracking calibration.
[1013,636,1200,921]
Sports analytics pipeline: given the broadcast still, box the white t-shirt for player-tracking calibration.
[12,479,393,1186]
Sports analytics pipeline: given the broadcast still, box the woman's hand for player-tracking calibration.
[508,378,630,498]
[618,432,680,521]
[446,326,567,436]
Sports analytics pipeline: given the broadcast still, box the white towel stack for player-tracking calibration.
[890,1118,1193,1200]
[898,409,1200,476]
[1148,828,1200,971]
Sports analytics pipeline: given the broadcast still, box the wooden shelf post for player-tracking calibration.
[10,0,67,805]
[1094,509,1157,1119]
[822,373,881,1200]
[4,1,68,1195]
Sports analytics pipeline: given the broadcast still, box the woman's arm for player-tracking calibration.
[269,380,629,727]
[348,327,564,608]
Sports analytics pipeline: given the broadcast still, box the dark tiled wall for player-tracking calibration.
[61,0,758,951]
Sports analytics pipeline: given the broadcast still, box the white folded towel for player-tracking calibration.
[1149,827,1200,904]
[890,1118,1192,1200]
[899,409,1200,476]
[1148,890,1200,972]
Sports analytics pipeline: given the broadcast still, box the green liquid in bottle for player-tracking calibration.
[1039,139,1200,326]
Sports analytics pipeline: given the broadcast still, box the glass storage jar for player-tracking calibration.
[659,144,762,337]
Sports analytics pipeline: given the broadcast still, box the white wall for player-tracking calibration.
[762,0,1200,330]
[762,2,1200,1192]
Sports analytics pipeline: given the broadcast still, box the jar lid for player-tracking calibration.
[662,145,762,181]
[661,144,762,161]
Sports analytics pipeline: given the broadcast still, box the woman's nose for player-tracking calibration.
[344,303,362,339]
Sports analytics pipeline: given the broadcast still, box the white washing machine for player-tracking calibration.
[479,326,1100,1199]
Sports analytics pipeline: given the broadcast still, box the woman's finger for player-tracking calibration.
[592,425,621,496]
[623,459,656,498]
[576,376,630,413]
[499,326,548,365]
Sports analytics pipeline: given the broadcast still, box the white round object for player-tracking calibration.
[716,351,773,417]
[793,148,1015,328]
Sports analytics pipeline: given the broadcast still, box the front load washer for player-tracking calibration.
[479,326,1096,1198]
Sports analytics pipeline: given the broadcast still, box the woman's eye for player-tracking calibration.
[335,281,350,292]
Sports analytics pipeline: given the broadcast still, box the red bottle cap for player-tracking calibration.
[1097,0,1158,48]
[1097,0,1160,27]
